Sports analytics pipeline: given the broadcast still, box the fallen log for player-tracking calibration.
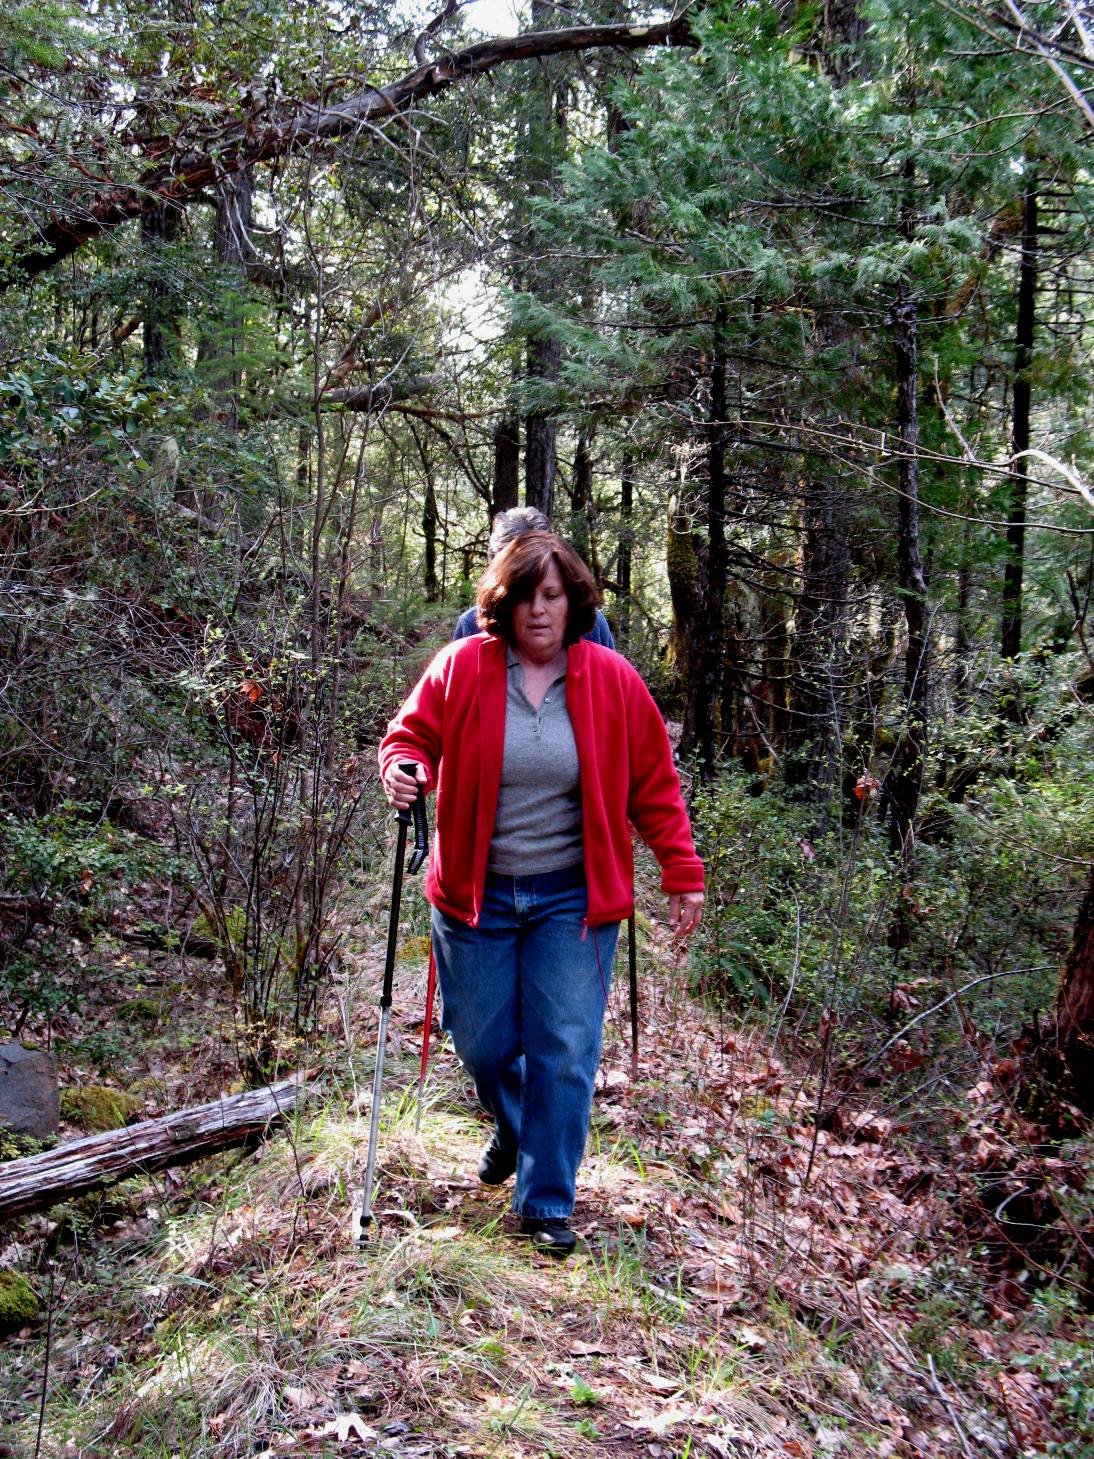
[117,924,220,960]
[0,1077,307,1221]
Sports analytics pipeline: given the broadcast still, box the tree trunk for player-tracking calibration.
[1001,181,1038,663]
[521,0,566,519]
[677,317,728,776]
[721,597,747,765]
[617,451,634,650]
[492,414,520,515]
[197,167,254,430]
[696,321,729,778]
[955,489,973,708]
[759,587,790,748]
[786,475,851,800]
[420,442,440,603]
[667,494,700,731]
[569,424,595,568]
[0,1078,307,1220]
[525,337,561,516]
[887,277,930,858]
[783,0,863,793]
[141,200,180,374]
[1056,863,1094,1107]
[817,0,868,80]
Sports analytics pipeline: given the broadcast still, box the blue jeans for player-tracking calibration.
[430,864,620,1220]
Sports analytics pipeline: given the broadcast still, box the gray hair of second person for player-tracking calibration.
[487,506,550,560]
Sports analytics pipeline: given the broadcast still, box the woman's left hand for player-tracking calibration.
[668,890,704,942]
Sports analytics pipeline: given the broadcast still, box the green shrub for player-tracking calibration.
[686,741,1086,1057]
[0,1125,49,1161]
[0,802,146,914]
[688,767,893,1016]
[1019,1289,1094,1456]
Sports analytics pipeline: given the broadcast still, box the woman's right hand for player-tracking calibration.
[382,760,427,810]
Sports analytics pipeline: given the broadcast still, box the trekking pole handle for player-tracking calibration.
[398,761,429,875]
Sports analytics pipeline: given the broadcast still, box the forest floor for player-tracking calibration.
[0,885,1082,1459]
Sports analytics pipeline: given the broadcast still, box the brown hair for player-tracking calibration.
[476,532,599,646]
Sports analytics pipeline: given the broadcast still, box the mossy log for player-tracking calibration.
[0,1077,306,1221]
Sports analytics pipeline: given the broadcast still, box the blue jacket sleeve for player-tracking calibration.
[586,610,616,651]
[453,606,479,640]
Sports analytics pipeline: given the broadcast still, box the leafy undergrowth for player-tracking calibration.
[0,922,1086,1459]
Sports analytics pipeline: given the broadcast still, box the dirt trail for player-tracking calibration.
[0,921,1066,1458]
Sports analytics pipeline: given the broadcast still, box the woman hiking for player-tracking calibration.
[380,532,703,1255]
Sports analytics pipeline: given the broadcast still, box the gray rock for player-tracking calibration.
[0,1045,60,1140]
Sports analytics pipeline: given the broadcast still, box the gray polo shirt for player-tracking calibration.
[487,650,584,876]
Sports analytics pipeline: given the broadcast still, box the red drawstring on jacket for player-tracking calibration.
[415,942,438,1133]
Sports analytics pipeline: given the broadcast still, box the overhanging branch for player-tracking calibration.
[320,374,441,411]
[3,17,695,290]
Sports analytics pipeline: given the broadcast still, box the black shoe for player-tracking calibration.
[477,1136,517,1185]
[520,1217,576,1257]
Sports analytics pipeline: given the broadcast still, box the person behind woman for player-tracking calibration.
[452,506,615,649]
[380,532,703,1255]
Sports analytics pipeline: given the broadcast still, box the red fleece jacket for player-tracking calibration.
[378,634,704,927]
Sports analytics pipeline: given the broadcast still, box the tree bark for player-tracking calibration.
[955,487,973,708]
[1001,181,1038,663]
[785,0,862,794]
[667,493,700,729]
[0,1078,307,1221]
[696,319,729,778]
[758,587,790,749]
[320,376,440,411]
[817,0,868,81]
[3,19,694,288]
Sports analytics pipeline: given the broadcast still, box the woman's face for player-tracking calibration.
[512,559,569,663]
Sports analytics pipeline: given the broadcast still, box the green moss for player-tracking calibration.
[0,1271,39,1330]
[60,1085,142,1132]
[666,520,698,588]
[117,995,167,1024]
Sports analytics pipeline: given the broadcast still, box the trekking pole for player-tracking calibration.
[359,763,428,1244]
[628,911,639,1081]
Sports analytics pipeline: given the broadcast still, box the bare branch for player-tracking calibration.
[414,0,462,67]
[996,0,1094,125]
